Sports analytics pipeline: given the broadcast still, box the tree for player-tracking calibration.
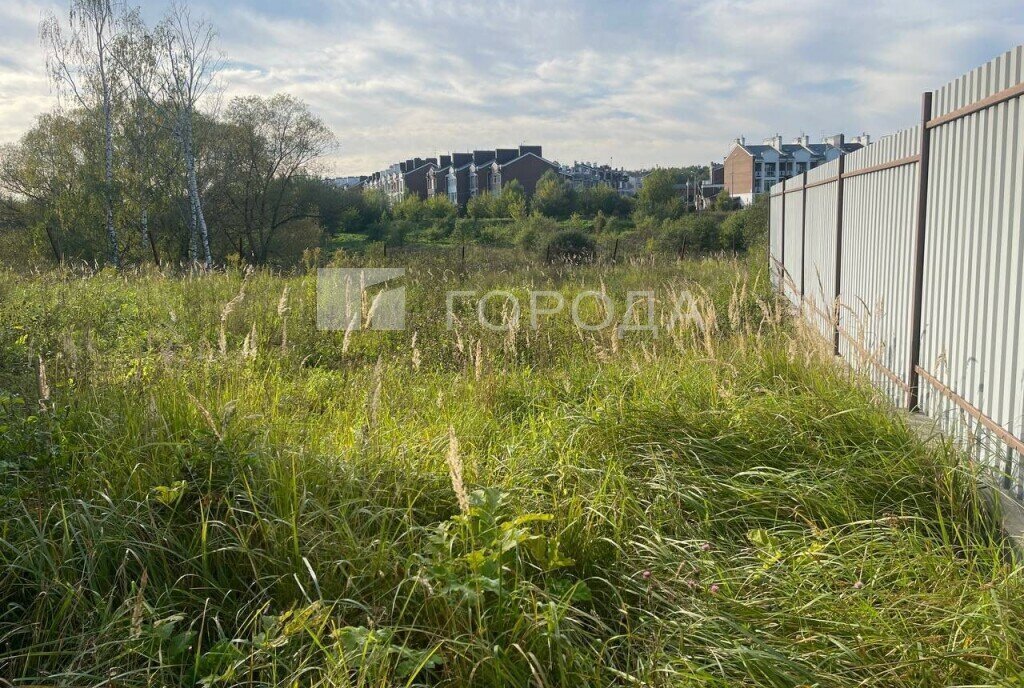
[465,192,498,219]
[660,215,722,258]
[532,170,573,218]
[41,0,125,267]
[117,3,221,267]
[497,179,527,219]
[636,168,678,220]
[213,94,335,263]
[714,189,739,211]
[0,112,102,263]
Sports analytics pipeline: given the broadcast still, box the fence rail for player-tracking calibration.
[769,45,1024,498]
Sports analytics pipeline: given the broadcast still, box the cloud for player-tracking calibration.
[0,0,1021,173]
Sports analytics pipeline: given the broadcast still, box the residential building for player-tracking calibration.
[723,133,869,205]
[429,145,557,208]
[329,176,366,191]
[561,161,632,194]
[697,163,725,209]
[427,155,452,199]
[364,157,438,204]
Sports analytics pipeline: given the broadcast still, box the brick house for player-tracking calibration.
[723,133,869,205]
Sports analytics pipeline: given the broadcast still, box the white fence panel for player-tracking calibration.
[837,126,920,405]
[920,46,1024,493]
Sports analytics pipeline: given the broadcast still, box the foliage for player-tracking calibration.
[634,168,681,220]
[0,3,335,270]
[714,188,740,211]
[532,170,575,219]
[0,252,1020,686]
[545,229,596,263]
[660,214,726,257]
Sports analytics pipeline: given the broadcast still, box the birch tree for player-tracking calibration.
[154,4,220,269]
[117,3,220,268]
[41,0,124,267]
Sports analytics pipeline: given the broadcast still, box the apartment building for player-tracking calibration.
[723,133,869,205]
[425,145,557,208]
[561,161,632,194]
[364,157,438,203]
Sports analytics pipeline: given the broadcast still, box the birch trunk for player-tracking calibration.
[180,115,211,269]
[96,17,118,268]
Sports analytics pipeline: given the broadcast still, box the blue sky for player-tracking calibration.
[1,0,1022,175]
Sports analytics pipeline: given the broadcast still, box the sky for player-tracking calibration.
[1,0,1022,176]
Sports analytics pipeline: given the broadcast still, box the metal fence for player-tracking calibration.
[769,45,1024,497]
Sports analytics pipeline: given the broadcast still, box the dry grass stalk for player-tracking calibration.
[219,279,248,355]
[37,355,50,411]
[187,391,223,442]
[278,285,290,353]
[411,331,421,371]
[130,569,149,639]
[446,426,470,515]
[474,339,483,381]
[342,311,358,354]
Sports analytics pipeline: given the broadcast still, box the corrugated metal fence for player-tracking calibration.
[769,45,1024,497]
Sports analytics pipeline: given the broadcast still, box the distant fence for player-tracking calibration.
[770,45,1024,498]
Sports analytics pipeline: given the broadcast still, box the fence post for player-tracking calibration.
[779,184,786,289]
[799,171,808,298]
[833,156,845,356]
[907,91,933,411]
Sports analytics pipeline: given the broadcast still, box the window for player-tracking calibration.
[765,162,776,176]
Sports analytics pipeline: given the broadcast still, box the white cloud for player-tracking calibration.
[0,0,1021,173]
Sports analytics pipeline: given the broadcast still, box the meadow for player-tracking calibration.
[1,247,1023,686]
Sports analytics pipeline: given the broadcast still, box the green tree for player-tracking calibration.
[636,169,678,219]
[424,194,458,219]
[714,189,739,211]
[497,180,528,219]
[392,194,426,222]
[532,170,574,218]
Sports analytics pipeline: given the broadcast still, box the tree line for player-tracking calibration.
[0,0,336,269]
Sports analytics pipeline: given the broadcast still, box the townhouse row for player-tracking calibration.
[362,145,559,208]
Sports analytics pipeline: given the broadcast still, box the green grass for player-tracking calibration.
[0,248,1022,686]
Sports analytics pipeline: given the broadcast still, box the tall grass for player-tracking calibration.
[0,248,1021,686]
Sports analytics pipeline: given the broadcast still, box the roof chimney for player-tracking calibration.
[824,134,845,149]
[439,154,452,168]
[496,148,518,164]
[764,134,783,150]
[852,132,871,146]
[794,133,810,147]
[473,149,496,166]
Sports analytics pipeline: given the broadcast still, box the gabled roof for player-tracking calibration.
[402,161,437,176]
[497,151,559,169]
[735,144,775,157]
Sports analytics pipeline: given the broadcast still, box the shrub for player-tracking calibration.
[660,215,723,258]
[515,214,558,253]
[545,230,596,264]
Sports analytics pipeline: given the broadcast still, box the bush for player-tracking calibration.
[660,215,724,258]
[514,214,558,253]
[545,230,596,264]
